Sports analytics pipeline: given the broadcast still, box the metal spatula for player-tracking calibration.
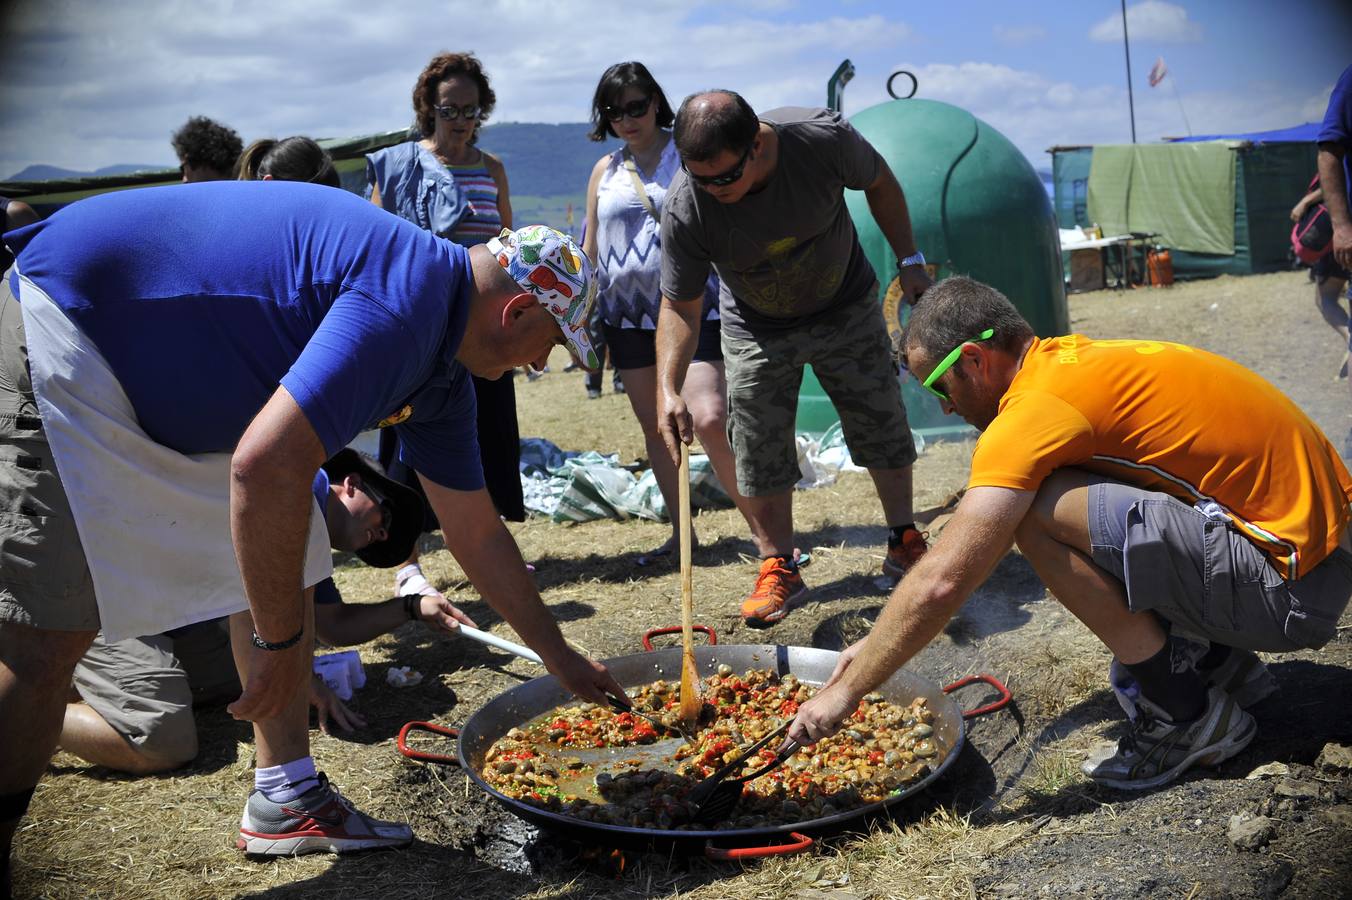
[687,722,802,824]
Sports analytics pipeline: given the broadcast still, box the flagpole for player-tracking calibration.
[1121,0,1137,143]
[1168,76,1193,137]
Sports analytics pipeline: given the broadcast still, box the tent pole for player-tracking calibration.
[1121,0,1137,143]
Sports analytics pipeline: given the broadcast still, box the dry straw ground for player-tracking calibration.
[13,270,1352,899]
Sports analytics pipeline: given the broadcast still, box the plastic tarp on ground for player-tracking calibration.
[519,423,909,524]
[1086,142,1237,255]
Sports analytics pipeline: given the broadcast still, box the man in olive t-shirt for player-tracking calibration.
[655,89,933,627]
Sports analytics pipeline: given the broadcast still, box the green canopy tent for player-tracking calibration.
[1051,130,1317,280]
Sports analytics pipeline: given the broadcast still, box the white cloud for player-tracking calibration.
[1089,1,1203,44]
[0,0,914,176]
[993,24,1047,46]
[1302,84,1337,122]
[851,61,1320,164]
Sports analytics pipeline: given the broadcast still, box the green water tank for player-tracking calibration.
[796,98,1068,438]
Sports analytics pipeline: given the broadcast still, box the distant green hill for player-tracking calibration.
[4,123,618,233]
[6,162,173,180]
[478,122,620,199]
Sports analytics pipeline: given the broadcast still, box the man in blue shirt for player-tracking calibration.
[1319,63,1352,456]
[0,183,618,866]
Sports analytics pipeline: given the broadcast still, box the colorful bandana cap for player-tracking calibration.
[486,225,600,371]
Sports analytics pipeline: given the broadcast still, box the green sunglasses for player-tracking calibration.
[920,328,995,401]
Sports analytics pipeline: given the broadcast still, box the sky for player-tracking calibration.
[1,0,1349,179]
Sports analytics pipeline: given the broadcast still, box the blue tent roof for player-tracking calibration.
[1168,122,1321,143]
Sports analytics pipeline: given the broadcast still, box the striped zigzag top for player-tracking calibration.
[594,137,717,329]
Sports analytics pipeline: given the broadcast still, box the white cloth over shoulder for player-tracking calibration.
[18,274,331,642]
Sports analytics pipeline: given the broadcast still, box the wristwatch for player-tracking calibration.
[899,251,926,269]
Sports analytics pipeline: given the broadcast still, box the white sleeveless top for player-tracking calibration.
[594,137,717,329]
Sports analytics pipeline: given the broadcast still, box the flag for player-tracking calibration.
[1148,57,1168,88]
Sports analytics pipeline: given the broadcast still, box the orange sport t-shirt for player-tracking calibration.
[968,335,1352,580]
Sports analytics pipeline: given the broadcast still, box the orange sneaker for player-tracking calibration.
[739,556,808,628]
[883,528,929,579]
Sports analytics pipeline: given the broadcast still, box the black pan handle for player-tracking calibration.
[942,673,1012,719]
[397,721,461,765]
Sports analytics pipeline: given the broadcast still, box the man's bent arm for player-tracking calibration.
[231,387,326,643]
[1319,143,1352,269]
[865,161,917,257]
[314,592,474,646]
[790,486,1032,743]
[315,599,406,647]
[654,293,705,456]
[865,160,931,302]
[421,477,623,703]
[227,387,326,722]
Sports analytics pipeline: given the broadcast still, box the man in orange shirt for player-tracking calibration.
[789,276,1352,791]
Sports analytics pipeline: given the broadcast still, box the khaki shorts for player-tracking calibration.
[0,273,98,631]
[1088,477,1352,652]
[73,619,238,761]
[722,290,917,496]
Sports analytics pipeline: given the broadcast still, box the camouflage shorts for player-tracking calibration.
[723,290,916,496]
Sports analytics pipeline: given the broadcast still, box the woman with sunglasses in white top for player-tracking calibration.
[583,62,757,567]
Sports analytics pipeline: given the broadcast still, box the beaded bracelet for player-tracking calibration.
[251,626,303,651]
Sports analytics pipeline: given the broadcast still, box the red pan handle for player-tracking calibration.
[397,721,461,765]
[704,831,813,861]
[942,673,1012,719]
[641,624,718,651]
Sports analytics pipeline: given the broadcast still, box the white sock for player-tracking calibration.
[255,756,319,802]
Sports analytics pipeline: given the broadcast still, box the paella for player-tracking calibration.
[482,667,945,830]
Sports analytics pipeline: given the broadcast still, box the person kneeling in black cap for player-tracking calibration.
[55,450,475,774]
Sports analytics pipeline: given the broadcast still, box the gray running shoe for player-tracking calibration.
[1200,647,1277,708]
[1083,686,1256,791]
[237,773,413,855]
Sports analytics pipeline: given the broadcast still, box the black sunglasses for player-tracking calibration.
[360,482,394,535]
[434,103,481,121]
[604,96,653,122]
[683,144,753,188]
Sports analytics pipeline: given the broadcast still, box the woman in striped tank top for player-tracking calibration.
[366,51,526,602]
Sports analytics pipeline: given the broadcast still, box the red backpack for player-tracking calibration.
[1292,175,1333,265]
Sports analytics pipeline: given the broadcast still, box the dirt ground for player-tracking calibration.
[11,270,1352,899]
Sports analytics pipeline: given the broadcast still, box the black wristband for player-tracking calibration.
[404,594,420,621]
[251,626,304,651]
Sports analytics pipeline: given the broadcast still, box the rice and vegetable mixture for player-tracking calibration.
[483,668,944,829]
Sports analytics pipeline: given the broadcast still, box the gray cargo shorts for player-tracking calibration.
[722,289,916,496]
[0,272,98,631]
[1088,477,1352,652]
[73,618,238,761]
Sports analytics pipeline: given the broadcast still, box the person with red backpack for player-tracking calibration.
[1317,62,1352,455]
[1292,176,1349,378]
